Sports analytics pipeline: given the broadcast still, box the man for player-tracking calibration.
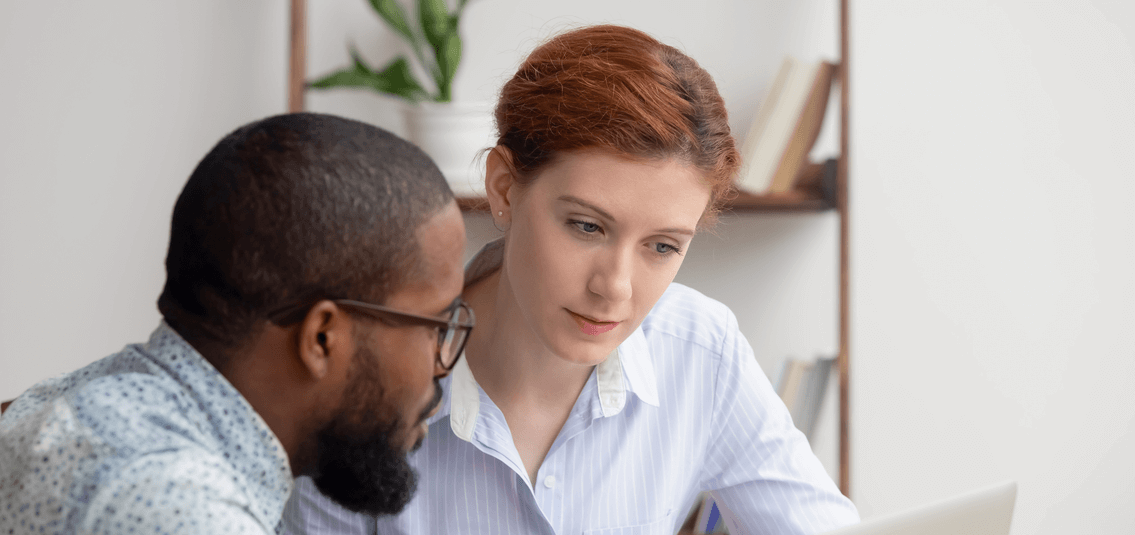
[0,113,472,533]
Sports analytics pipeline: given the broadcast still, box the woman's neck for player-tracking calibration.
[462,267,594,411]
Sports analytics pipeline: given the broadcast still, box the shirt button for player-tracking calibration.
[543,475,556,489]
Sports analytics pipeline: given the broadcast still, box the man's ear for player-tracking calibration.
[297,300,353,382]
[485,145,519,218]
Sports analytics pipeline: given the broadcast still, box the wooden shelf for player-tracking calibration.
[455,196,491,212]
[724,188,834,213]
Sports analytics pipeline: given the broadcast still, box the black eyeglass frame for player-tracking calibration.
[266,297,475,371]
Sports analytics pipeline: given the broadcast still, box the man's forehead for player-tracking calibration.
[393,204,465,310]
[415,204,465,271]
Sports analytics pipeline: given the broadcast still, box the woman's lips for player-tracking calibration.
[569,310,620,335]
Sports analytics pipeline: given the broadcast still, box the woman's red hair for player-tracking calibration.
[494,25,739,220]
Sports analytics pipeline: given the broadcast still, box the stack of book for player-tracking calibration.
[735,56,836,197]
[775,356,836,440]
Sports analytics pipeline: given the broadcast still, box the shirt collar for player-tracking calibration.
[143,322,295,526]
[447,239,660,441]
[606,325,660,410]
[446,356,479,441]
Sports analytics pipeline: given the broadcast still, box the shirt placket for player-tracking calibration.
[532,451,562,529]
[467,394,559,534]
[531,380,605,534]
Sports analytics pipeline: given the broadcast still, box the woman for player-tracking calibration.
[284,24,858,534]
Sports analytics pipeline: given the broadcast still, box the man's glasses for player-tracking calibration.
[267,298,475,371]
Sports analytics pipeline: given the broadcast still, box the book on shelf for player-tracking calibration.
[774,356,836,440]
[735,57,836,195]
[776,357,808,411]
[794,157,839,205]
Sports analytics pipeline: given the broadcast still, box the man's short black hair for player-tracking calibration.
[158,113,453,366]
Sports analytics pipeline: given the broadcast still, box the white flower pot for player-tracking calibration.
[402,101,495,196]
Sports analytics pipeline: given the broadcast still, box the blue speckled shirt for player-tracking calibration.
[0,322,294,534]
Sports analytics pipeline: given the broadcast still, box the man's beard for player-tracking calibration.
[310,343,443,516]
[311,418,416,515]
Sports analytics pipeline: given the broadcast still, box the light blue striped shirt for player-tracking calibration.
[282,242,858,535]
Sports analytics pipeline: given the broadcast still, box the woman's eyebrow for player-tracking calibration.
[558,195,615,221]
[657,227,695,237]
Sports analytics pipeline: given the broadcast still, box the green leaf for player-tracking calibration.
[309,68,378,90]
[418,0,450,52]
[308,56,427,102]
[371,56,429,101]
[368,0,416,47]
[435,31,461,101]
[348,45,372,74]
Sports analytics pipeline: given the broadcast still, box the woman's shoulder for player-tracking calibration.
[640,282,738,353]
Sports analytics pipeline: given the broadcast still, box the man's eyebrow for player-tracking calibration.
[435,297,462,318]
[557,195,695,236]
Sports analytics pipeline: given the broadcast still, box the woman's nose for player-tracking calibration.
[586,247,633,303]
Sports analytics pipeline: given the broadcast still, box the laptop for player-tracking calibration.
[819,481,1018,535]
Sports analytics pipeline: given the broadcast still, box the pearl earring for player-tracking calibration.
[498,211,503,216]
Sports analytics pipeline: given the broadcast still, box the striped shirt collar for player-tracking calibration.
[447,239,660,441]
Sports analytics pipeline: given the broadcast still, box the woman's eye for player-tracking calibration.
[653,242,681,255]
[570,220,601,234]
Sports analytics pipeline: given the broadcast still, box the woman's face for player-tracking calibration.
[501,148,711,366]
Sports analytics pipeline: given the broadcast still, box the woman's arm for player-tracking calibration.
[698,311,859,535]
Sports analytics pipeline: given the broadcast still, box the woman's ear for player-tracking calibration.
[297,300,352,382]
[485,145,518,220]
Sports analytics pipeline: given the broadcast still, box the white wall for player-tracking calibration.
[0,1,289,399]
[1,1,1132,534]
[852,2,1135,533]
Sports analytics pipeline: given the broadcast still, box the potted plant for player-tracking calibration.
[310,0,491,193]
